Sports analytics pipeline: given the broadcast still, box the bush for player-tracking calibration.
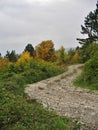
[74,54,98,90]
[79,43,98,63]
[83,55,98,84]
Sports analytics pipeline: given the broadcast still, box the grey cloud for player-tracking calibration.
[0,0,97,55]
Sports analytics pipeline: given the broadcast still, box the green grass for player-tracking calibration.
[0,60,80,130]
[74,75,98,90]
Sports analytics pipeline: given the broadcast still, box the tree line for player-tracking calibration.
[0,41,80,65]
[0,1,98,68]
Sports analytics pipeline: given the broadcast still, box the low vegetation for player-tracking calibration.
[0,60,80,130]
[74,54,98,90]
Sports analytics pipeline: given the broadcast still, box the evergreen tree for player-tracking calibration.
[24,44,35,57]
[77,1,98,63]
[5,50,18,62]
[77,1,98,45]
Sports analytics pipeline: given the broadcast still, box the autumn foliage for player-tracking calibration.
[17,51,32,65]
[0,57,10,70]
[35,40,56,62]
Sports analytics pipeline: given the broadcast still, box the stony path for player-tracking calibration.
[25,64,98,130]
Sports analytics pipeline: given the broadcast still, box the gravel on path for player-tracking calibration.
[25,64,98,130]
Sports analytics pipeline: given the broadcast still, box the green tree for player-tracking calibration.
[77,1,98,62]
[24,43,35,57]
[78,42,98,63]
[5,50,18,62]
[72,49,80,63]
[77,2,98,45]
[59,46,66,63]
[67,48,75,63]
[82,54,98,88]
[0,53,1,57]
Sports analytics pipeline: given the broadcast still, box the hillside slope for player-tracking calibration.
[25,64,98,130]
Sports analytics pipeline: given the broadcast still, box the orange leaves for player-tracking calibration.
[0,58,10,70]
[35,40,55,61]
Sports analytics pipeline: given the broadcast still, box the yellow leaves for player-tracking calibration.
[72,50,80,63]
[17,51,32,65]
[0,58,10,70]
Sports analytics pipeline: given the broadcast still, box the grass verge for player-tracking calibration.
[74,75,98,90]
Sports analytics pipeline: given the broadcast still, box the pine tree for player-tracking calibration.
[24,44,35,57]
[5,50,18,62]
[77,1,98,63]
[0,53,1,57]
[77,1,98,45]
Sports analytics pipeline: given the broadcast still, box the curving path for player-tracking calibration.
[25,64,98,130]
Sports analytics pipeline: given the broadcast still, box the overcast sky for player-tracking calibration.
[0,0,97,55]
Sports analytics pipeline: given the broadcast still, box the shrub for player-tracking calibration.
[83,55,98,85]
[74,54,98,90]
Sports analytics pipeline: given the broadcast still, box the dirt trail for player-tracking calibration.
[25,64,98,130]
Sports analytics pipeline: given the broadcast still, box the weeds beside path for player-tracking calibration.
[25,64,98,130]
